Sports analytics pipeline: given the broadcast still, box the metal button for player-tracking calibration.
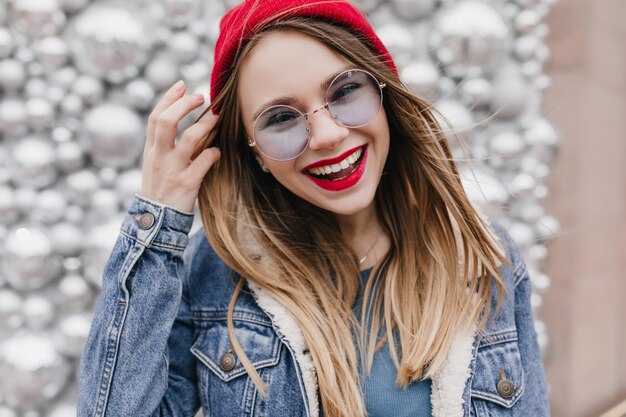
[219,351,236,371]
[137,212,155,230]
[497,368,515,398]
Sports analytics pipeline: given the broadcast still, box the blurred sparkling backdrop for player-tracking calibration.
[0,0,559,415]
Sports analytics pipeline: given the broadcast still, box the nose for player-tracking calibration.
[306,106,349,151]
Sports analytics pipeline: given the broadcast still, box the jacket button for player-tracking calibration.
[137,212,155,229]
[497,368,515,398]
[219,352,236,371]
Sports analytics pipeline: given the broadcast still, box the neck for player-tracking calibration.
[335,201,378,241]
[335,201,390,270]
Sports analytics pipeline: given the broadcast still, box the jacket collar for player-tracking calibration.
[247,279,478,417]
[238,213,501,417]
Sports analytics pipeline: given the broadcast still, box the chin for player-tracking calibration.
[292,178,377,216]
[306,187,378,217]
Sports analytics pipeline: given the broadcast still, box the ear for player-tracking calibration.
[255,155,270,172]
[251,145,270,173]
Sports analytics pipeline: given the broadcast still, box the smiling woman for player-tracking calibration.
[77,1,551,417]
[238,31,390,214]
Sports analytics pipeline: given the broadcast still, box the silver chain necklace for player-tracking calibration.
[359,232,381,265]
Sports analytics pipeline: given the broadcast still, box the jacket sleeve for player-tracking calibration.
[513,263,551,416]
[77,194,201,417]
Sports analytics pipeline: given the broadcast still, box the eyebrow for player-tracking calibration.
[251,64,356,122]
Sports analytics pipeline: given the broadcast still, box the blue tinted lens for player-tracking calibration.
[252,70,382,161]
[253,106,308,161]
[328,70,382,127]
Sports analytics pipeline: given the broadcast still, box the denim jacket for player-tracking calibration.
[78,194,551,417]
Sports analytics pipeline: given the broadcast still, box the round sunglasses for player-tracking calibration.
[248,68,386,161]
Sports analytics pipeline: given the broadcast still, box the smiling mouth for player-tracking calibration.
[304,145,366,181]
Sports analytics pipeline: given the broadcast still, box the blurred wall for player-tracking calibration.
[542,0,626,416]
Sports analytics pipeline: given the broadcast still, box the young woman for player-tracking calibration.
[78,1,551,416]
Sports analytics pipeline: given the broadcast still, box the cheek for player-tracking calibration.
[376,111,390,138]
[265,162,319,203]
[369,113,391,155]
[265,162,300,186]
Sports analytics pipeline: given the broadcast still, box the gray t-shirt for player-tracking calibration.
[352,267,432,417]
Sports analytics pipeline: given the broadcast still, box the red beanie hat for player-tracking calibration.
[209,0,398,114]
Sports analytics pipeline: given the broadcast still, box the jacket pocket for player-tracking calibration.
[470,329,526,416]
[190,312,283,417]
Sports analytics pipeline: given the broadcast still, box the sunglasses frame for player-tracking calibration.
[248,68,386,161]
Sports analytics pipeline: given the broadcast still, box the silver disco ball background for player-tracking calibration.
[0,0,559,414]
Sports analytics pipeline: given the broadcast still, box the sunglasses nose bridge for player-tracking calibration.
[305,102,330,120]
[311,102,330,116]
[304,102,337,131]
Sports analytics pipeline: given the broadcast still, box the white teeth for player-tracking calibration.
[306,147,363,177]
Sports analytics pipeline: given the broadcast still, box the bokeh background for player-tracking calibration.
[0,0,622,416]
[541,1,626,416]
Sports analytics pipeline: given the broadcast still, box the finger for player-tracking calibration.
[146,80,186,147]
[186,147,221,183]
[175,117,218,160]
[153,93,206,153]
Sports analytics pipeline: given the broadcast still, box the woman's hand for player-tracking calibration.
[140,80,221,213]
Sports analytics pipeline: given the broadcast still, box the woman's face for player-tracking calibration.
[237,29,390,216]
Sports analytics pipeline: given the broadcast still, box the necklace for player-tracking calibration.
[359,231,381,265]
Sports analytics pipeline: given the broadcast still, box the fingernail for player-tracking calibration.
[173,80,184,91]
[193,93,205,101]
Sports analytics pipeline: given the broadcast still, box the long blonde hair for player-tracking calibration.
[195,15,509,417]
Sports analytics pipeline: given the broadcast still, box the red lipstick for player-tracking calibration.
[303,145,368,192]
[301,145,364,171]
